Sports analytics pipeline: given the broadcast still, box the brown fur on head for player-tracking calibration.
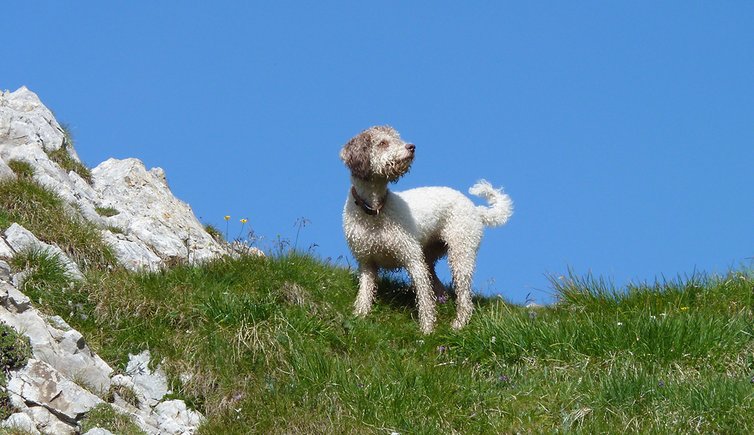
[340,126,415,182]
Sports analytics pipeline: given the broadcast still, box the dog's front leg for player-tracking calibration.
[406,262,437,334]
[353,263,377,317]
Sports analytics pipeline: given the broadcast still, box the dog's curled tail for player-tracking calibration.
[469,180,513,227]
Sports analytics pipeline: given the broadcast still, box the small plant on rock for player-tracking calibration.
[0,325,31,373]
[46,123,92,183]
[107,225,125,235]
[79,403,144,435]
[204,224,224,243]
[0,324,32,420]
[95,206,120,218]
[105,384,141,408]
[10,248,72,293]
[7,159,34,179]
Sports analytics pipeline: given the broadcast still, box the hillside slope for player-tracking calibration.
[9,245,754,434]
[0,87,752,434]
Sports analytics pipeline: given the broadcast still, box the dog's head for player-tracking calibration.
[340,126,415,182]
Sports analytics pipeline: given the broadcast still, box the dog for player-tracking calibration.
[340,125,513,333]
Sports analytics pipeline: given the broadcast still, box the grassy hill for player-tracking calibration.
[2,172,753,434]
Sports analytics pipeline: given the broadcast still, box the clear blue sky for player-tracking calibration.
[4,2,753,304]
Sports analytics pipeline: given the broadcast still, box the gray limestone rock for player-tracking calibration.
[100,229,163,271]
[7,359,103,423]
[6,284,32,313]
[0,259,11,282]
[1,86,230,271]
[0,87,72,156]
[0,237,14,258]
[154,400,204,435]
[0,158,15,181]
[1,412,41,434]
[126,350,170,407]
[0,282,113,393]
[25,404,75,435]
[92,158,227,264]
[0,87,210,434]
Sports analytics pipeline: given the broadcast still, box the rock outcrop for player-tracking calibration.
[0,86,230,270]
[92,158,226,268]
[0,250,204,434]
[0,87,219,433]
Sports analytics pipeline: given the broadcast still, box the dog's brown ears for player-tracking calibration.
[340,131,373,179]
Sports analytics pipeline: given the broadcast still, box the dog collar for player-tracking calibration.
[351,186,386,216]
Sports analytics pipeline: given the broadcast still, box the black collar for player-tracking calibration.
[351,186,386,216]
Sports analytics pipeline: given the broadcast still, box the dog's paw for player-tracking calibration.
[420,322,436,335]
[450,318,468,331]
[353,305,371,317]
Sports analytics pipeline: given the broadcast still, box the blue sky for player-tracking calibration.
[4,2,753,304]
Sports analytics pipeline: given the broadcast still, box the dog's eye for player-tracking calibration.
[378,140,389,148]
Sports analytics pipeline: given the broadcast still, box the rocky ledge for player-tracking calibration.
[0,87,240,433]
[0,86,230,270]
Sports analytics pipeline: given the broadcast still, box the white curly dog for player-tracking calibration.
[340,125,513,334]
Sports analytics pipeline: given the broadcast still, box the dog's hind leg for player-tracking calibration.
[424,243,449,301]
[448,249,477,329]
[430,267,448,300]
[445,227,482,330]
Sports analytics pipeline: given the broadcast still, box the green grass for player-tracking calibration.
[2,168,752,433]
[10,249,86,313]
[95,206,120,218]
[6,159,34,179]
[105,384,141,408]
[15,246,752,434]
[107,225,125,235]
[79,403,145,435]
[0,177,116,269]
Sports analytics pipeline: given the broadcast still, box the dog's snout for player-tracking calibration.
[406,143,416,153]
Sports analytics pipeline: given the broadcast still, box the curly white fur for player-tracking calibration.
[340,126,513,334]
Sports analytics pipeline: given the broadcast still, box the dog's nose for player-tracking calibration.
[406,144,416,153]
